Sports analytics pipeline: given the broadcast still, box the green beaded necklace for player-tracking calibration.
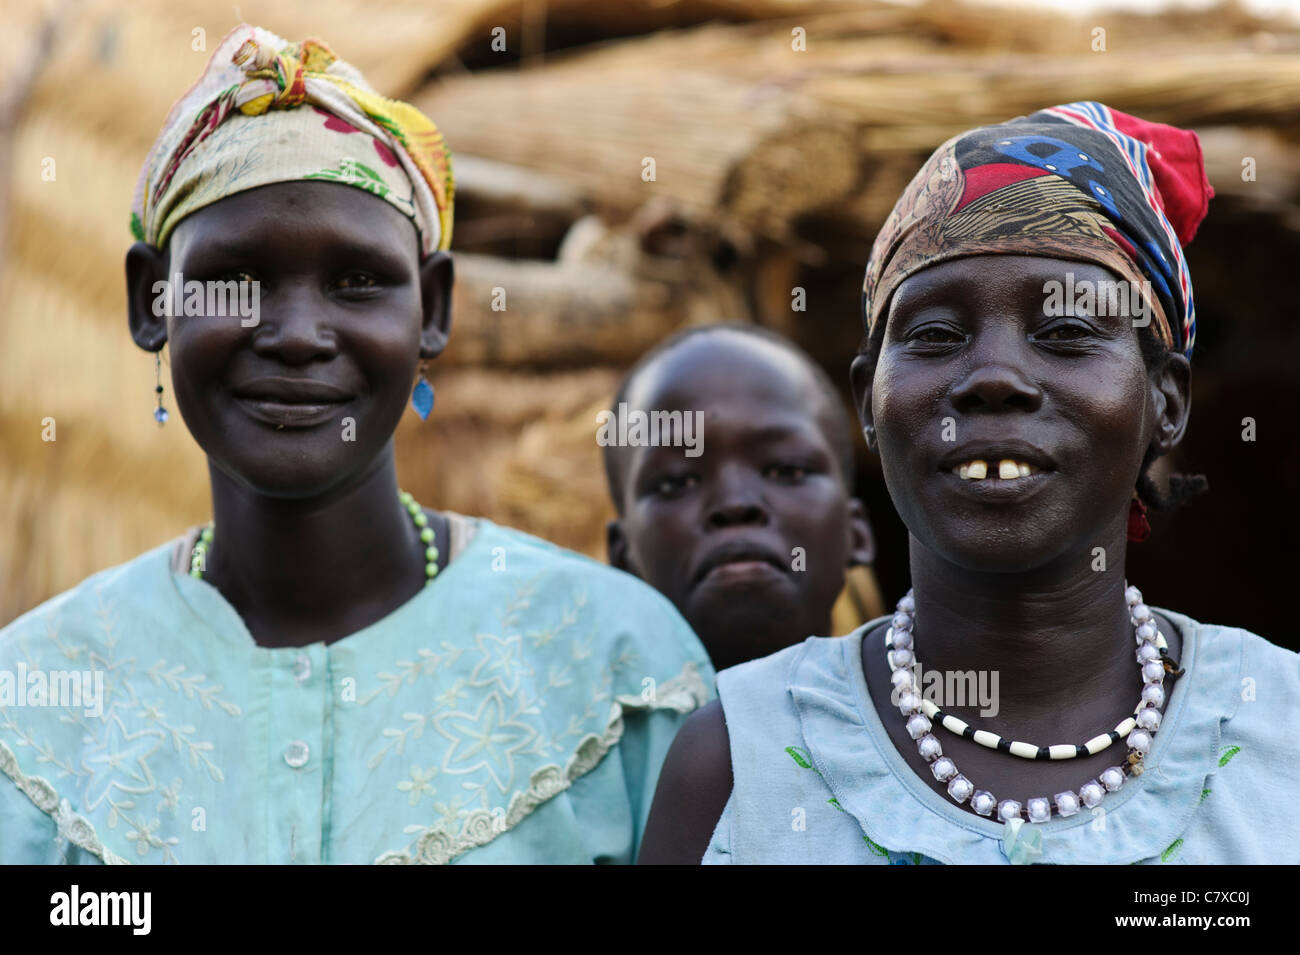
[188,489,440,582]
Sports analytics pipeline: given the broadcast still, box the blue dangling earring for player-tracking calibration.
[411,359,434,421]
[153,350,169,426]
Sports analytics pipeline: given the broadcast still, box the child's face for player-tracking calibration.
[610,333,872,670]
[130,181,451,497]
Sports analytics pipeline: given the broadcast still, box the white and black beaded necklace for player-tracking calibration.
[885,583,1182,825]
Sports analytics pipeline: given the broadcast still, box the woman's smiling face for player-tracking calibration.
[129,180,451,498]
[855,254,1186,573]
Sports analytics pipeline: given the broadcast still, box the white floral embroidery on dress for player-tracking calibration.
[0,585,242,864]
[374,660,709,865]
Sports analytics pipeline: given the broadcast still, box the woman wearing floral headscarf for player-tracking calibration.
[0,25,712,865]
[640,102,1300,865]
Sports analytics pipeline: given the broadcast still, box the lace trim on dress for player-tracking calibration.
[374,660,710,865]
[0,739,130,865]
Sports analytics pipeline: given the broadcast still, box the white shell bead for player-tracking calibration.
[971,790,996,815]
[1131,603,1152,624]
[906,713,932,739]
[890,668,914,690]
[890,648,914,670]
[1127,728,1153,754]
[1142,683,1165,708]
[1079,780,1105,808]
[1125,585,1142,606]
[891,627,913,650]
[892,613,913,632]
[1100,767,1126,792]
[1136,707,1161,732]
[898,594,916,614]
[1136,621,1158,643]
[1027,797,1051,823]
[997,800,1022,822]
[931,756,957,781]
[898,691,922,715]
[1142,661,1165,683]
[947,775,974,803]
[1054,791,1080,817]
[917,734,942,761]
[1136,643,1160,663]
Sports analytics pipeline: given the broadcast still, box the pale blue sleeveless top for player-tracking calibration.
[705,610,1300,864]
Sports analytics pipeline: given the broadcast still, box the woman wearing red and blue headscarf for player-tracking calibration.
[640,103,1300,865]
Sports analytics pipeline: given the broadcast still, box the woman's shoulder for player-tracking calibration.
[0,538,180,645]
[1161,607,1298,691]
[466,517,706,621]
[716,623,880,712]
[452,515,714,679]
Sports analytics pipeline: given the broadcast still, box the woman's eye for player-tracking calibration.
[912,326,963,344]
[221,269,258,285]
[1039,323,1090,342]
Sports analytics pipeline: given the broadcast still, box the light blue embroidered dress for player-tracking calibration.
[705,611,1300,864]
[0,516,714,864]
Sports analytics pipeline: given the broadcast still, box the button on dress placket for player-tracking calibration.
[268,644,328,863]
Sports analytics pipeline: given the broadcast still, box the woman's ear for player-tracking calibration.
[849,354,877,452]
[1150,352,1192,457]
[125,241,169,352]
[846,497,876,567]
[418,251,454,360]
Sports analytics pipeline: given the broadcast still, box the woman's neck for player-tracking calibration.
[903,534,1136,727]
[202,447,427,648]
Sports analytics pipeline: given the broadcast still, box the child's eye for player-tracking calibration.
[654,474,698,497]
[220,269,259,285]
[334,272,381,292]
[764,463,808,482]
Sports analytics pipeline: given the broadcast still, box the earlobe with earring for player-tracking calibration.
[1128,490,1151,543]
[153,350,168,426]
[411,358,435,421]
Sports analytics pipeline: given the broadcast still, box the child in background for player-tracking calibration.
[604,323,878,671]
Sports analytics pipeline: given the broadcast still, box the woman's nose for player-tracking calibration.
[249,284,338,363]
[949,333,1043,413]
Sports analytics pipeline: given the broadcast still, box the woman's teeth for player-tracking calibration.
[954,459,1040,480]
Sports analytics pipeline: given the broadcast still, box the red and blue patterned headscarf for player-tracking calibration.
[864,102,1213,358]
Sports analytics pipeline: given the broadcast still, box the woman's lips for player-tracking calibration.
[940,466,1053,501]
[233,396,349,428]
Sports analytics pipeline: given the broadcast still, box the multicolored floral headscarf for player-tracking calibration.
[131,24,454,256]
[863,102,1213,358]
